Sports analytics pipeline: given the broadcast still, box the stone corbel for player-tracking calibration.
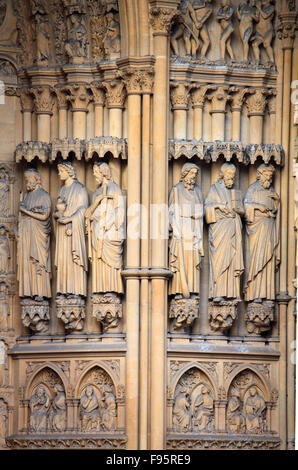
[20,299,50,335]
[56,295,86,334]
[245,301,275,335]
[91,294,123,333]
[208,300,238,334]
[169,297,199,333]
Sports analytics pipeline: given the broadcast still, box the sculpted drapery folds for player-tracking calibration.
[17,169,51,300]
[244,164,280,302]
[169,163,204,299]
[54,162,88,297]
[85,162,125,296]
[204,163,244,301]
[216,0,235,62]
[237,0,258,63]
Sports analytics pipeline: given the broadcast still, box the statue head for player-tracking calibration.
[180,163,199,190]
[57,162,76,182]
[256,163,275,189]
[85,385,94,397]
[219,163,236,189]
[93,162,112,186]
[24,169,42,192]
[249,386,257,397]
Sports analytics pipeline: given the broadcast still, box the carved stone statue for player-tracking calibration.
[0,226,10,274]
[172,387,192,432]
[48,383,66,432]
[65,13,88,59]
[0,170,9,217]
[101,384,117,431]
[103,11,120,56]
[80,385,101,432]
[29,385,50,432]
[243,386,266,433]
[170,0,200,57]
[0,399,8,447]
[17,169,51,300]
[226,389,245,433]
[85,162,125,296]
[192,0,213,59]
[35,12,50,64]
[244,164,279,303]
[204,163,244,302]
[193,385,214,432]
[54,162,88,298]
[169,162,204,299]
[216,0,235,61]
[252,0,275,64]
[237,0,258,62]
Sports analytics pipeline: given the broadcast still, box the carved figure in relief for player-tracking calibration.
[237,0,258,62]
[35,13,50,64]
[172,387,192,432]
[179,0,213,59]
[103,12,120,56]
[54,162,88,298]
[226,389,245,433]
[0,170,9,217]
[243,386,266,433]
[65,13,88,58]
[85,162,125,296]
[216,0,235,61]
[29,385,50,432]
[80,385,101,432]
[101,384,117,431]
[169,163,204,299]
[0,226,10,274]
[244,164,279,302]
[170,1,200,57]
[204,163,244,301]
[17,169,51,300]
[251,0,275,64]
[193,385,214,432]
[0,399,7,446]
[48,383,66,432]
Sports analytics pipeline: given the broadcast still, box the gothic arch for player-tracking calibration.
[170,362,218,401]
[25,363,70,399]
[74,361,118,398]
[226,366,271,402]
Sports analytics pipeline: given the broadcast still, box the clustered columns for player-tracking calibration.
[19,89,34,142]
[246,88,269,145]
[190,84,215,141]
[208,85,232,142]
[53,86,68,140]
[230,87,253,142]
[170,81,189,140]
[89,81,105,138]
[30,86,54,143]
[65,83,92,140]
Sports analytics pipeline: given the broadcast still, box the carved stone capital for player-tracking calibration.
[149,7,178,35]
[170,82,189,110]
[245,301,275,335]
[208,300,238,334]
[122,68,154,95]
[64,83,92,111]
[91,294,122,333]
[267,95,277,115]
[169,297,199,332]
[190,84,216,109]
[208,86,232,114]
[19,88,34,113]
[89,81,105,105]
[230,87,254,112]
[56,295,86,333]
[53,86,69,109]
[277,14,297,50]
[20,299,50,335]
[29,86,54,115]
[103,79,126,108]
[246,89,268,116]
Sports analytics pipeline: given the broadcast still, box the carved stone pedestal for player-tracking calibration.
[20,299,50,335]
[56,296,86,334]
[245,301,275,335]
[208,300,238,334]
[169,297,199,333]
[91,294,122,333]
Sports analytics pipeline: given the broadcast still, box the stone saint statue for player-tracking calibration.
[85,162,125,296]
[193,385,214,432]
[237,0,258,62]
[226,389,245,433]
[172,387,191,432]
[35,13,50,64]
[80,385,101,432]
[252,0,275,64]
[101,384,117,431]
[0,225,10,274]
[17,169,51,300]
[29,385,50,432]
[103,12,120,56]
[54,162,88,297]
[169,163,204,299]
[243,386,266,433]
[65,13,88,58]
[216,0,235,61]
[204,163,244,301]
[48,383,66,432]
[244,164,280,302]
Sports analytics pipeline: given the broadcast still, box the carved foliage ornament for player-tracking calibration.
[150,7,178,35]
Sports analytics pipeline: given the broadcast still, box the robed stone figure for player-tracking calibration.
[17,169,51,299]
[54,162,88,297]
[169,163,204,299]
[85,162,125,295]
[204,163,244,301]
[244,164,280,302]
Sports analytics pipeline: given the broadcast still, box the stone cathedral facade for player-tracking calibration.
[0,0,296,451]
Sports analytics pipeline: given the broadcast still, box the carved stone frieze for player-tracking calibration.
[20,299,50,335]
[245,301,275,335]
[6,436,127,449]
[166,437,281,450]
[56,296,86,334]
[208,300,238,334]
[91,294,122,333]
[169,297,199,332]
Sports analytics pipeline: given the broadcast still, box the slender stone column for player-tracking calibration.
[230,87,252,142]
[209,86,231,142]
[89,81,105,138]
[246,88,267,145]
[66,83,91,140]
[190,84,215,140]
[268,95,277,144]
[149,4,177,450]
[53,86,68,140]
[170,82,189,139]
[30,86,54,142]
[19,89,33,142]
